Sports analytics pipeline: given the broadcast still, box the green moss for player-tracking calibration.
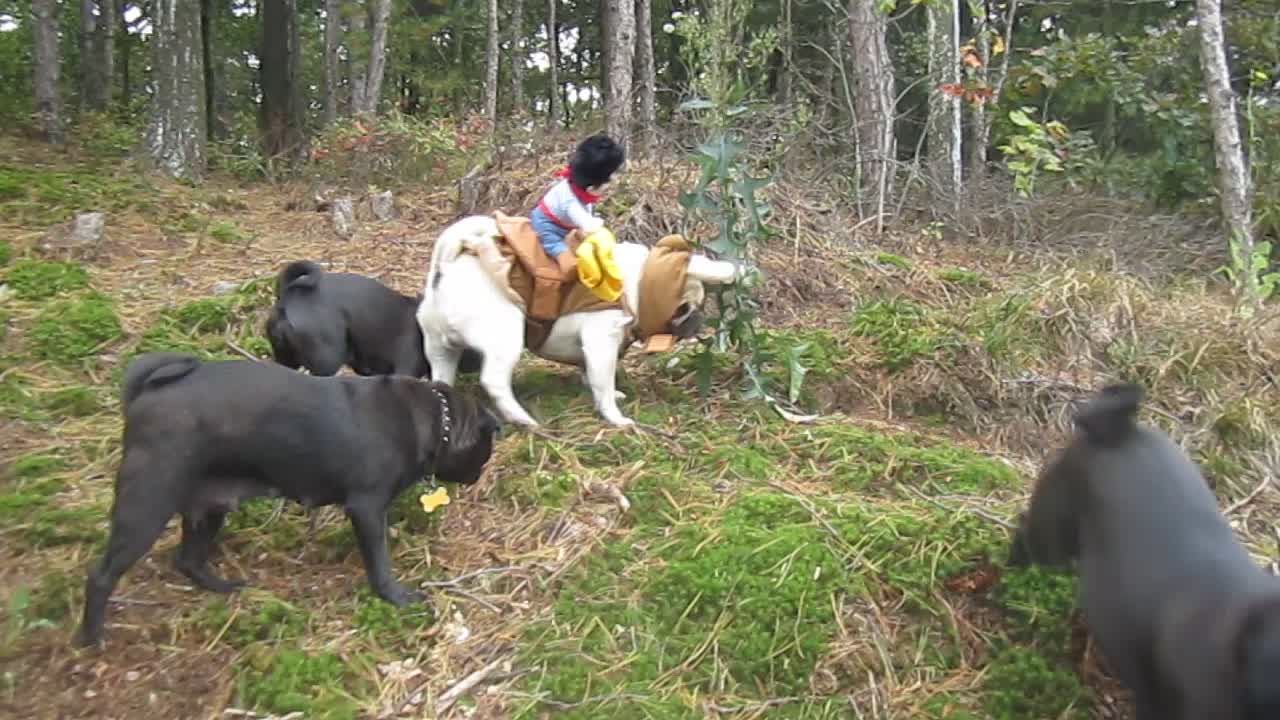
[28,292,123,364]
[981,646,1088,720]
[995,565,1079,651]
[937,267,993,290]
[850,299,955,370]
[23,570,82,626]
[40,385,104,418]
[208,220,252,245]
[133,289,271,361]
[791,424,1021,494]
[3,259,90,301]
[875,252,912,270]
[0,240,11,266]
[0,373,45,422]
[10,452,67,480]
[18,502,104,545]
[200,593,310,648]
[237,648,362,720]
[351,585,432,640]
[0,164,152,224]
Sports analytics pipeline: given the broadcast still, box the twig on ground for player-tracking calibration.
[901,485,1018,530]
[706,696,801,713]
[434,657,507,716]
[505,691,652,709]
[226,339,260,361]
[1226,472,1276,516]
[420,566,521,588]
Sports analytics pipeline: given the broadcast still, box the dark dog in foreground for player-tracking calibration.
[75,352,499,647]
[1009,383,1280,719]
[265,260,482,377]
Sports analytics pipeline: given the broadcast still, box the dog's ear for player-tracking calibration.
[687,255,741,285]
[1075,383,1144,447]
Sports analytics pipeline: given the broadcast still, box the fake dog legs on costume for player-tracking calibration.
[416,214,742,428]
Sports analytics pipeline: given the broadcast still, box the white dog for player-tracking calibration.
[415,214,742,427]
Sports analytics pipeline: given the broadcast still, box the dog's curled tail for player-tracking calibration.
[1075,383,1144,447]
[424,215,500,298]
[277,260,324,295]
[121,352,201,411]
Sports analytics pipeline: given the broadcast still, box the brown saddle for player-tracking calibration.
[491,211,621,350]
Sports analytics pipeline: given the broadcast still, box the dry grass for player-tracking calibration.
[2,136,1279,720]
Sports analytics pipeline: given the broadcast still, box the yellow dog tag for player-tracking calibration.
[419,487,451,513]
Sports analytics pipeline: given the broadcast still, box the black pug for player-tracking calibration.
[75,351,499,647]
[1008,383,1280,720]
[265,260,482,377]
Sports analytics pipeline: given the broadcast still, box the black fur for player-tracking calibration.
[75,352,500,647]
[568,133,625,190]
[1008,383,1280,719]
[264,260,482,378]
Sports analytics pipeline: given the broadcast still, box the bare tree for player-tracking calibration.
[634,0,656,153]
[79,0,116,110]
[32,0,63,144]
[80,1,116,110]
[968,0,1018,176]
[926,0,962,211]
[148,0,207,180]
[847,0,897,223]
[1195,0,1257,304]
[510,0,526,110]
[323,0,343,124]
[348,2,368,113]
[548,0,562,126]
[261,0,304,158]
[359,0,391,115]
[484,0,499,121]
[603,0,636,145]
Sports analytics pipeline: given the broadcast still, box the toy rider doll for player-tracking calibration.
[530,134,626,302]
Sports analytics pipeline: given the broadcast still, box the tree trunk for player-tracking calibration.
[78,0,115,109]
[33,0,63,143]
[970,0,1017,178]
[1195,0,1257,303]
[118,0,131,106]
[357,0,391,115]
[604,0,635,145]
[260,0,303,159]
[148,0,207,180]
[599,0,611,106]
[484,0,499,121]
[323,0,342,124]
[847,0,897,217]
[548,0,562,126]
[926,0,962,211]
[634,0,656,153]
[94,0,116,109]
[510,0,526,111]
[80,1,103,110]
[348,2,368,114]
[200,0,222,139]
[778,0,793,105]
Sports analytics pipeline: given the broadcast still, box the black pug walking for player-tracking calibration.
[1009,383,1280,719]
[265,260,482,378]
[75,351,500,647]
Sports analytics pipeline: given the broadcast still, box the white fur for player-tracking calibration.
[416,214,741,428]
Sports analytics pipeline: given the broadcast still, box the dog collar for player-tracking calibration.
[432,387,452,446]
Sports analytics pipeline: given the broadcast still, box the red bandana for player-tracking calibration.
[554,165,601,204]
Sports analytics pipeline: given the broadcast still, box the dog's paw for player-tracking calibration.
[375,582,426,607]
[73,625,103,648]
[605,415,635,428]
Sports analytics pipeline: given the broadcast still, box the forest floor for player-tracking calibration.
[2,133,1279,720]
